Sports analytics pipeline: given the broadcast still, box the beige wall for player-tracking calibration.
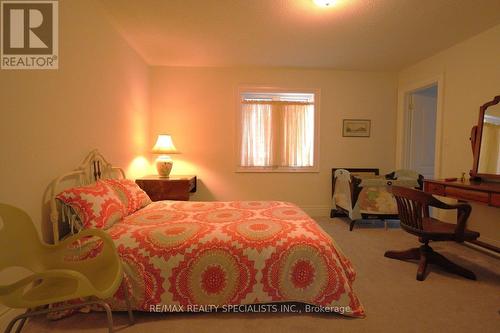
[398,24,500,246]
[0,0,150,241]
[150,67,397,215]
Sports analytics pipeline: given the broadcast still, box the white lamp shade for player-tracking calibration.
[152,134,178,154]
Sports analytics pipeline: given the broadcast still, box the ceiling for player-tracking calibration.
[99,0,500,71]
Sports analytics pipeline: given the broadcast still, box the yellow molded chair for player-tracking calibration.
[0,203,134,333]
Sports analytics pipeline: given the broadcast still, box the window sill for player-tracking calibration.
[235,167,319,173]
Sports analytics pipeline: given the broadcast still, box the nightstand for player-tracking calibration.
[135,175,197,201]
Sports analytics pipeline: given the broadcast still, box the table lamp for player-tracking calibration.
[152,134,179,177]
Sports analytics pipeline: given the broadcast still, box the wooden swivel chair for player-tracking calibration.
[384,186,480,281]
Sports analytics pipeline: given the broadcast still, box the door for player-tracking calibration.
[405,85,437,179]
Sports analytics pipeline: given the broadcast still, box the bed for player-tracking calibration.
[49,150,365,318]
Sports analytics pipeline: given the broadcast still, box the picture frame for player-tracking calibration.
[343,119,371,137]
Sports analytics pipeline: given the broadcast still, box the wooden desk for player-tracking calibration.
[424,179,500,207]
[424,179,500,253]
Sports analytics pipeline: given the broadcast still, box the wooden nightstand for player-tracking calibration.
[135,175,197,201]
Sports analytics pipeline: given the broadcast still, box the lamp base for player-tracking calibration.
[155,155,173,178]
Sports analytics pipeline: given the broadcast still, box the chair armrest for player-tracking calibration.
[50,229,117,257]
[0,269,92,303]
[428,197,472,241]
[427,193,470,210]
[46,229,120,270]
[56,229,115,251]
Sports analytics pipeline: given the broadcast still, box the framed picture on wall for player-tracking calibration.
[343,119,371,137]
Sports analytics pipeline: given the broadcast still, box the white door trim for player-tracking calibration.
[396,75,444,179]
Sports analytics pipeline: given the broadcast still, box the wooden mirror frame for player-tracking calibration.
[470,95,500,180]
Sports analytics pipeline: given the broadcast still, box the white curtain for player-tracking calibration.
[240,103,273,167]
[281,104,314,167]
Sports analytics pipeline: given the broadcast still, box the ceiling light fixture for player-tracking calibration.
[313,0,336,7]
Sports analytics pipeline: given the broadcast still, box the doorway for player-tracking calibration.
[403,84,438,179]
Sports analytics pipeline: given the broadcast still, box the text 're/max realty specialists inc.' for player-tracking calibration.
[150,304,352,314]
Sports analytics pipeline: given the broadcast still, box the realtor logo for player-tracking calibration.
[1,0,58,69]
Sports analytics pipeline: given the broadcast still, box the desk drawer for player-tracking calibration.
[445,187,489,203]
[425,182,445,196]
[491,193,500,207]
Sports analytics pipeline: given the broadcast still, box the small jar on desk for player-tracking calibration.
[135,175,197,201]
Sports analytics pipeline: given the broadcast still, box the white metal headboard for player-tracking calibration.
[49,149,126,243]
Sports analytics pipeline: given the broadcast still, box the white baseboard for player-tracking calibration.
[299,205,331,217]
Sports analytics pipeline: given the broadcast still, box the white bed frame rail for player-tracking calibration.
[49,149,126,243]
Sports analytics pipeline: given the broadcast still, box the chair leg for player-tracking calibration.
[430,251,476,280]
[122,283,135,325]
[4,315,23,333]
[384,247,420,261]
[13,317,28,333]
[5,308,33,333]
[4,300,117,333]
[13,309,30,333]
[416,246,429,281]
[385,244,477,281]
[94,301,114,333]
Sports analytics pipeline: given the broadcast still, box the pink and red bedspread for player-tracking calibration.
[75,201,365,317]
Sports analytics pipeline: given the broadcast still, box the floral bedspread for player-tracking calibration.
[70,201,365,317]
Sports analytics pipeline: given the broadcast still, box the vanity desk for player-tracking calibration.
[424,179,500,208]
[424,95,500,253]
[424,179,500,253]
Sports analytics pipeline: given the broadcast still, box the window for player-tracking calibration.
[237,90,319,172]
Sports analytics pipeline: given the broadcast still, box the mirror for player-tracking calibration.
[471,95,500,180]
[478,103,500,174]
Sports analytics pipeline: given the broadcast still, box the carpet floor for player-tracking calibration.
[9,217,500,333]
